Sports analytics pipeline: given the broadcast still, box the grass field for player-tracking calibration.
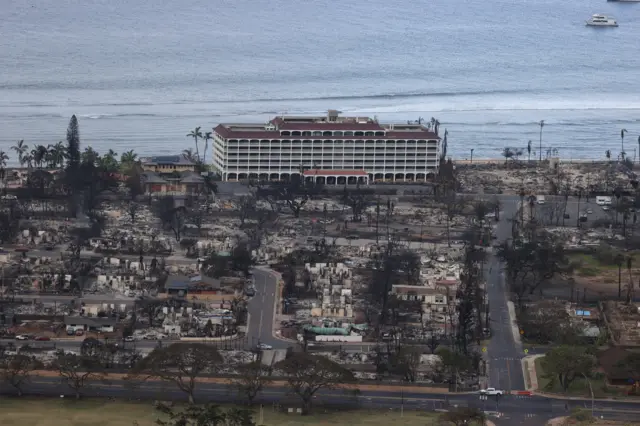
[535,358,625,398]
[0,398,442,426]
[570,252,640,278]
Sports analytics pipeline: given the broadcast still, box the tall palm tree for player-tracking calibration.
[527,140,532,162]
[186,127,203,162]
[621,129,628,157]
[11,140,28,167]
[538,120,545,162]
[606,150,611,163]
[203,131,212,164]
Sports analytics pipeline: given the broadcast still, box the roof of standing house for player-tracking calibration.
[142,155,196,166]
[63,316,117,327]
[179,172,205,184]
[142,172,168,184]
[391,284,449,296]
[165,274,221,292]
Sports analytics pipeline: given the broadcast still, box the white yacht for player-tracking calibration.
[586,14,618,27]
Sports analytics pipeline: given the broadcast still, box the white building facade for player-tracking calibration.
[211,111,441,183]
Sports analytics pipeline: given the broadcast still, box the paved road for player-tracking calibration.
[10,376,640,424]
[485,199,525,392]
[246,269,283,349]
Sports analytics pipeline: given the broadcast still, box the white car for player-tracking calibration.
[586,209,593,214]
[15,335,29,340]
[256,343,273,350]
[480,387,503,396]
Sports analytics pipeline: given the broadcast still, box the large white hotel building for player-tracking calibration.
[211,110,441,184]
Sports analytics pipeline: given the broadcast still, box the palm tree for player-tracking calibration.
[0,150,8,182]
[186,127,203,162]
[47,141,66,168]
[527,140,532,162]
[621,129,628,157]
[538,120,545,162]
[22,152,33,169]
[11,140,28,167]
[182,148,196,162]
[99,149,119,172]
[31,145,48,168]
[637,136,640,164]
[203,131,212,164]
[120,150,137,165]
[606,150,611,163]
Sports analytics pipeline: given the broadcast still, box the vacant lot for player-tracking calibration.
[0,398,441,426]
[568,251,640,299]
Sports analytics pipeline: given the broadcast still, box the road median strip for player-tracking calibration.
[29,370,450,394]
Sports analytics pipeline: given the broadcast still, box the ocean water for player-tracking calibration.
[1,0,640,163]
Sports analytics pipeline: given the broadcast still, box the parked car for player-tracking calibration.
[256,343,273,350]
[35,336,50,341]
[15,335,29,340]
[123,336,135,342]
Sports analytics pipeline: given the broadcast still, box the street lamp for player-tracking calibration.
[470,148,474,165]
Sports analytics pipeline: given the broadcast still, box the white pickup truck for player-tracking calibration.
[479,387,504,396]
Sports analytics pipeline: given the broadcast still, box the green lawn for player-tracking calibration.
[0,398,441,426]
[569,252,640,278]
[569,253,616,277]
[535,358,625,398]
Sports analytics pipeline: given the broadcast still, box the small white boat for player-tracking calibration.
[586,14,618,26]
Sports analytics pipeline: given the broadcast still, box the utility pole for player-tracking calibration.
[539,120,545,162]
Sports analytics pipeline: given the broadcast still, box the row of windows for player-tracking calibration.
[225,161,435,167]
[223,166,437,172]
[220,154,438,160]
[224,139,437,145]
[222,151,436,156]
[279,130,387,137]
[222,146,438,155]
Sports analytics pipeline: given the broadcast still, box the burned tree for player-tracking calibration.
[128,343,222,404]
[441,193,467,247]
[276,353,355,412]
[236,195,258,226]
[232,361,273,405]
[255,167,322,218]
[52,351,105,399]
[342,184,374,222]
[0,354,43,396]
[127,200,141,223]
[153,196,186,242]
[496,228,573,308]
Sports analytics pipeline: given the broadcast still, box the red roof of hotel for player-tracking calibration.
[213,125,438,140]
[273,120,385,131]
[302,169,368,177]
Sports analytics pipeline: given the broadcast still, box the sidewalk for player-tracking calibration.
[521,354,544,391]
